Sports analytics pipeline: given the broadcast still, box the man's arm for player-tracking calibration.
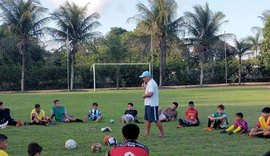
[143,92,153,98]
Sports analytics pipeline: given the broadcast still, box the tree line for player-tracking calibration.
[0,0,270,91]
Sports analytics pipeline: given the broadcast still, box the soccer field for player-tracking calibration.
[0,86,270,156]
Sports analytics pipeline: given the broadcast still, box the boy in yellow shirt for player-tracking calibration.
[0,134,8,156]
[30,104,51,126]
[249,107,270,138]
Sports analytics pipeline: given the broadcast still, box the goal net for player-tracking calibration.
[91,63,151,91]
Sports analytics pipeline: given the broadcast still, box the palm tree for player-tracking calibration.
[258,10,270,22]
[247,31,262,57]
[48,1,100,90]
[0,0,49,92]
[129,0,181,86]
[182,3,228,86]
[233,38,251,85]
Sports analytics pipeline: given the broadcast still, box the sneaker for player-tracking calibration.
[0,121,8,129]
[101,127,112,132]
[228,132,234,135]
[220,130,227,134]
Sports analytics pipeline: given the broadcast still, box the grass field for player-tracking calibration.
[0,86,270,156]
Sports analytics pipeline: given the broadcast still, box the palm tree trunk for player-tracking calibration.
[159,36,166,87]
[238,57,241,85]
[70,53,74,90]
[116,65,120,90]
[209,55,215,83]
[199,60,204,86]
[21,49,25,92]
[19,40,26,92]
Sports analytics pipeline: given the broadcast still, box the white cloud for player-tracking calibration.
[46,0,109,14]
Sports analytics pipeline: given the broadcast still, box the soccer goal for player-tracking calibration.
[91,63,151,91]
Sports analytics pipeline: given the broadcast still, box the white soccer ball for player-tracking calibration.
[109,119,114,124]
[107,137,117,146]
[65,139,77,150]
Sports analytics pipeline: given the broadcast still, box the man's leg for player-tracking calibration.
[144,106,151,136]
[156,120,164,137]
[153,106,164,137]
[145,120,151,136]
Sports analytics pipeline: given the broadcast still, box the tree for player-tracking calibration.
[0,0,49,92]
[105,27,128,89]
[48,1,100,90]
[247,31,262,57]
[233,38,251,84]
[182,3,228,86]
[130,0,182,86]
[261,17,270,68]
[258,10,270,23]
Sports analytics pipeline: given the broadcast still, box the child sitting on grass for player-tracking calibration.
[0,134,9,156]
[158,102,178,122]
[220,112,248,135]
[204,104,228,131]
[88,102,102,122]
[51,100,85,123]
[121,103,138,124]
[177,101,200,128]
[30,104,52,126]
[249,107,270,138]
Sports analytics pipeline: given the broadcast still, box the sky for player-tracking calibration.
[40,0,270,40]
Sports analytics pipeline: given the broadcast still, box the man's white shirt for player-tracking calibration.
[144,79,159,106]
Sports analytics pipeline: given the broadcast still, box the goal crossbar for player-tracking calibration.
[91,63,151,91]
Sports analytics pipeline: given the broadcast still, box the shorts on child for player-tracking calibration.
[122,114,135,123]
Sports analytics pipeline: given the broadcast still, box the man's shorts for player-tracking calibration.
[144,106,159,122]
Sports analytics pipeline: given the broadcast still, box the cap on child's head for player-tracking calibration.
[217,104,225,110]
[262,107,270,114]
[128,103,133,106]
[235,112,243,118]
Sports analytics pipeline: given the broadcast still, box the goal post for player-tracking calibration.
[91,63,151,91]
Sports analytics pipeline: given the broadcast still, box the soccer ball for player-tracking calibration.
[109,119,114,124]
[103,135,111,144]
[107,137,117,146]
[90,143,102,153]
[65,139,77,150]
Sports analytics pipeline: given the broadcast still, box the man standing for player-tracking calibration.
[139,71,164,137]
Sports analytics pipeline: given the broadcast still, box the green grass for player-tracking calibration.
[1,86,270,156]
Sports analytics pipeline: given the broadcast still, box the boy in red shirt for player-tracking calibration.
[176,101,200,128]
[106,124,149,156]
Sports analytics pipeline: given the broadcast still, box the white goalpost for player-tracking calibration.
[91,63,151,91]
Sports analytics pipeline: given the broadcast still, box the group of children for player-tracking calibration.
[1,100,270,155]
[161,101,270,138]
